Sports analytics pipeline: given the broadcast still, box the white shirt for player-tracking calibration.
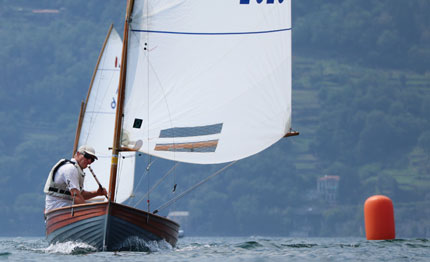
[45,158,85,212]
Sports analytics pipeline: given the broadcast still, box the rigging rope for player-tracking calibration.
[133,157,156,195]
[134,162,179,208]
[153,160,237,214]
[147,155,151,213]
[145,1,151,217]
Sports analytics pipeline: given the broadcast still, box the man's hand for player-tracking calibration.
[97,187,108,198]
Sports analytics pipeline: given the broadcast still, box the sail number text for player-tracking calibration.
[240,0,285,4]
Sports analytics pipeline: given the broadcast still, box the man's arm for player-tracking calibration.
[70,187,108,204]
[70,188,86,204]
[81,187,108,200]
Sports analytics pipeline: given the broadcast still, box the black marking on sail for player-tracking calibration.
[159,123,223,138]
[154,140,219,153]
[133,118,143,129]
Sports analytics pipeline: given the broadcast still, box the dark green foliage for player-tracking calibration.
[0,0,429,237]
[293,0,430,72]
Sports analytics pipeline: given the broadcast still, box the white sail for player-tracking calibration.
[78,27,135,203]
[122,0,292,164]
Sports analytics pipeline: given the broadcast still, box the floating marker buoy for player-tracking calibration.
[364,195,395,240]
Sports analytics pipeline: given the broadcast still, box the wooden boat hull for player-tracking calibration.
[45,202,179,251]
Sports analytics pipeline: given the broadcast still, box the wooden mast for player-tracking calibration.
[72,24,115,156]
[72,101,85,156]
[108,0,135,202]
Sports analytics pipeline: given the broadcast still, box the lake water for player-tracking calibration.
[0,236,428,261]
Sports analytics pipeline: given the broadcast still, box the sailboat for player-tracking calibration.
[45,0,297,251]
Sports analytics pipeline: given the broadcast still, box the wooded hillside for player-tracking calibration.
[0,0,429,237]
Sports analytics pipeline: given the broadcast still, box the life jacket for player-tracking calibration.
[43,159,85,200]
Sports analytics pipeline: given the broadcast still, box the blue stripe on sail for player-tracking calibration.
[160,123,223,138]
[131,27,291,36]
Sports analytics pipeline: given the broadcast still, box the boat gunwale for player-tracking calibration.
[45,201,180,227]
[45,201,108,216]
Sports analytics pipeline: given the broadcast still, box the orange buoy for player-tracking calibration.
[364,195,395,240]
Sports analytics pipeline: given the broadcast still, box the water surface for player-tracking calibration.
[0,236,428,261]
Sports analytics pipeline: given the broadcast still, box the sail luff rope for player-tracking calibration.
[153,161,237,214]
[133,161,179,208]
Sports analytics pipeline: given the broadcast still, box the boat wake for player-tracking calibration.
[32,238,172,254]
[116,237,172,252]
[43,241,97,255]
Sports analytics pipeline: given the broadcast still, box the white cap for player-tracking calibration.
[78,145,98,160]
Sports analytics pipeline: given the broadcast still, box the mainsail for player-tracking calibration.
[77,26,135,203]
[121,0,292,164]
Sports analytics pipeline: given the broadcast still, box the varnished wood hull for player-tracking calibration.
[45,202,179,251]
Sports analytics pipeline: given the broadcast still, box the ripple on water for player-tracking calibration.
[236,241,264,249]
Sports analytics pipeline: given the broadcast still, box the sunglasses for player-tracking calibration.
[83,152,96,163]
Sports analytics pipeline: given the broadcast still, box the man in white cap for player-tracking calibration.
[44,145,108,212]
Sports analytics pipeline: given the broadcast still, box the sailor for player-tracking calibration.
[44,145,108,212]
